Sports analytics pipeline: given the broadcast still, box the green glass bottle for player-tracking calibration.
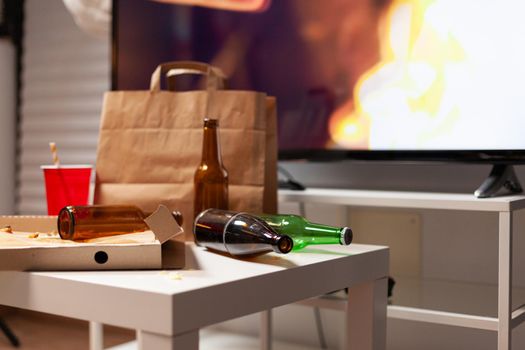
[256,214,353,251]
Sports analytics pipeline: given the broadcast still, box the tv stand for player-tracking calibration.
[278,188,525,350]
[278,165,306,191]
[475,164,523,198]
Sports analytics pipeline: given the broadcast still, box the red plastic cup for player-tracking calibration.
[41,165,93,215]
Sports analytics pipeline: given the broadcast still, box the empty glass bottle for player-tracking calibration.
[194,118,229,219]
[256,213,352,251]
[58,205,183,241]
[194,208,293,256]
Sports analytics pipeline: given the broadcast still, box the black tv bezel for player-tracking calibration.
[111,0,525,165]
[278,149,525,164]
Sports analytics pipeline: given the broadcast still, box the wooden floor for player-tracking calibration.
[84,329,328,350]
[0,307,134,350]
[0,308,330,350]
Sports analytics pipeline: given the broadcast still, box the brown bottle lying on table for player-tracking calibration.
[193,208,293,257]
[58,205,183,241]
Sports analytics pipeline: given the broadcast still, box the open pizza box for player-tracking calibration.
[0,205,185,271]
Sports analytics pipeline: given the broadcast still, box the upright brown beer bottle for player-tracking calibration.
[194,118,229,219]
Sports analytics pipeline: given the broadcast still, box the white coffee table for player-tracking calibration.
[0,243,388,350]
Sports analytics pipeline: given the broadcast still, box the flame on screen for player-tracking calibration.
[329,0,525,150]
[152,0,271,12]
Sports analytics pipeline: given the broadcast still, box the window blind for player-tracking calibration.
[16,0,109,214]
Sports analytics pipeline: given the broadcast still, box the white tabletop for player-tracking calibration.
[0,243,388,337]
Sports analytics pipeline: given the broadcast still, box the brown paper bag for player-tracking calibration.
[94,61,277,239]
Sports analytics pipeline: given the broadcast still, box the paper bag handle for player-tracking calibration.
[150,61,226,92]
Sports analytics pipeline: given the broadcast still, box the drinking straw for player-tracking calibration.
[49,142,60,166]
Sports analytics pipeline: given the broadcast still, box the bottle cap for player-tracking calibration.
[339,227,353,246]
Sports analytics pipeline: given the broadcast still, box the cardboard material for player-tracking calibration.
[94,61,278,239]
[0,205,185,271]
[145,205,184,244]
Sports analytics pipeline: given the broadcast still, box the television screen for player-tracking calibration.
[113,0,525,162]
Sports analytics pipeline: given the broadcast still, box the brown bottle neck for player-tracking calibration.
[201,120,223,165]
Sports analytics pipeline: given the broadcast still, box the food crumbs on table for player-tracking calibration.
[0,225,13,233]
[28,233,39,239]
[158,270,169,275]
[168,272,183,281]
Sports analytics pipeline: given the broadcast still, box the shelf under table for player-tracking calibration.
[299,276,525,331]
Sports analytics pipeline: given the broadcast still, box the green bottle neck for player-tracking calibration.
[258,214,352,246]
[303,222,341,236]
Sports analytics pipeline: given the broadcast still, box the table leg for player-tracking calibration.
[345,278,387,350]
[137,329,198,350]
[260,310,272,350]
[89,321,103,350]
[498,211,513,350]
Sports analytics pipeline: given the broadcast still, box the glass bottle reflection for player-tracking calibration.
[194,208,293,256]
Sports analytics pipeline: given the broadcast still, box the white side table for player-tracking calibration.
[0,242,388,350]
